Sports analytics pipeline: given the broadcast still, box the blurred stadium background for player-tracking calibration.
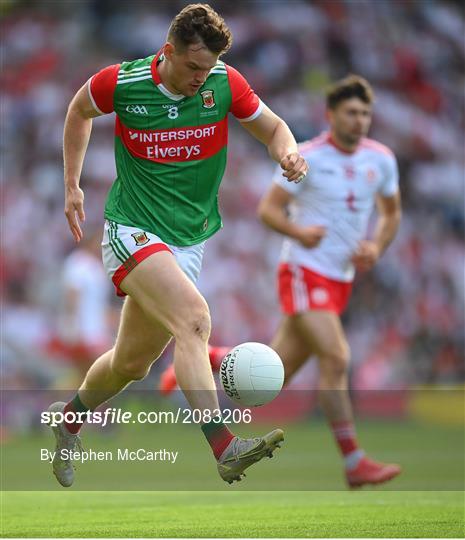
[1,3,464,538]
[1,0,464,445]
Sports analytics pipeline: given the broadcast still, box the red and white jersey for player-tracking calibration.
[273,132,399,282]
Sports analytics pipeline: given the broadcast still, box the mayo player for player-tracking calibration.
[47,3,308,487]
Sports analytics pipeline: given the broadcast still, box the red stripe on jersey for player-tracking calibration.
[299,133,329,153]
[150,50,163,84]
[116,117,229,163]
[359,138,394,157]
[328,134,357,155]
[113,243,172,297]
[277,263,296,314]
[90,64,120,114]
[226,64,260,120]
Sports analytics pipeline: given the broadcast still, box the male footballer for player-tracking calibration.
[48,3,307,487]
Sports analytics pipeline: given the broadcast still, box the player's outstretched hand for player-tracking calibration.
[296,225,327,248]
[64,186,85,243]
[280,152,308,183]
[351,240,380,271]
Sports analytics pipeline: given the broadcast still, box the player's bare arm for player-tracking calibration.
[258,184,326,247]
[240,105,308,182]
[352,190,401,271]
[63,83,102,243]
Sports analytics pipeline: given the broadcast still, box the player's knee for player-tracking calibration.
[333,353,350,377]
[321,345,350,378]
[176,301,211,343]
[173,294,211,341]
[189,309,211,342]
[112,359,150,382]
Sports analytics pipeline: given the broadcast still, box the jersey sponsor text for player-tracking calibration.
[117,119,227,163]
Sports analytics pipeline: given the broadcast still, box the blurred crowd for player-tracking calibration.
[2,0,464,393]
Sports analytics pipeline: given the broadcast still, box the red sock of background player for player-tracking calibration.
[160,346,229,396]
[201,417,235,459]
[331,421,365,469]
[208,345,231,371]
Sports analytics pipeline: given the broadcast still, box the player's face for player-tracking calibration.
[328,98,372,146]
[164,42,219,96]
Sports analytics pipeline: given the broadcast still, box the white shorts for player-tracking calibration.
[102,220,205,297]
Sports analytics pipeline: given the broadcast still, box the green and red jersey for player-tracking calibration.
[88,51,263,246]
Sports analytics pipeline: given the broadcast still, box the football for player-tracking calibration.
[219,342,285,407]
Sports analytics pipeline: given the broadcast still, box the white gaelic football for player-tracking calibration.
[220,342,284,407]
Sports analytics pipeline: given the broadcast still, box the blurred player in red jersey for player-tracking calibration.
[47,4,308,488]
[160,75,402,488]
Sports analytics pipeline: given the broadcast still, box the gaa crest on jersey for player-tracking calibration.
[200,90,215,109]
[131,231,149,246]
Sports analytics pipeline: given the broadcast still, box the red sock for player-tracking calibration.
[208,345,231,372]
[331,421,359,456]
[63,394,90,434]
[201,417,235,459]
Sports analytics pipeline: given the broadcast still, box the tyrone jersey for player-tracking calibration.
[274,132,399,282]
[88,51,263,246]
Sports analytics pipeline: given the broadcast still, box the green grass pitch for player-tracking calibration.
[2,491,464,537]
[1,416,464,537]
